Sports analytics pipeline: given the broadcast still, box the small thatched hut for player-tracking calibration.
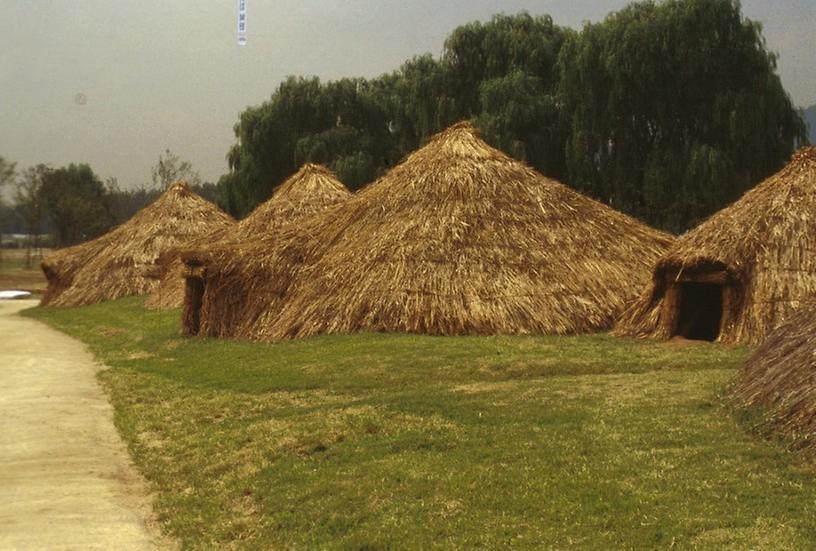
[182,122,673,340]
[730,304,816,452]
[230,163,352,239]
[615,146,816,344]
[143,222,238,309]
[179,164,351,328]
[41,181,234,307]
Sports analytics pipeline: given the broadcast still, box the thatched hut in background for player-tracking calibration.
[228,163,352,240]
[40,244,101,304]
[730,303,816,452]
[615,146,816,344]
[183,121,673,340]
[143,228,233,309]
[41,181,233,307]
[179,164,350,328]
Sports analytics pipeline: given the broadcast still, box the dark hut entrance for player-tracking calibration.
[673,282,723,341]
[183,275,205,336]
[662,269,733,342]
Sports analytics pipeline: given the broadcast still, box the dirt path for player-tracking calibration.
[0,300,169,550]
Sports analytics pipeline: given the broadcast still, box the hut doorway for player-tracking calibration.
[184,276,205,336]
[673,282,723,341]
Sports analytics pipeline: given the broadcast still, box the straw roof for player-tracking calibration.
[615,146,816,344]
[183,122,673,340]
[233,163,352,239]
[41,181,234,307]
[148,164,348,309]
[143,229,233,310]
[730,303,816,452]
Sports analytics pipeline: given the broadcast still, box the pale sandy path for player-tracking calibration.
[0,300,170,550]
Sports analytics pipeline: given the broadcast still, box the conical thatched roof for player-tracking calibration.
[183,122,673,340]
[157,164,351,311]
[730,303,816,452]
[615,146,816,344]
[42,181,234,307]
[235,163,352,239]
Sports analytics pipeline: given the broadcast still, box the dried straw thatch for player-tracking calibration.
[150,164,349,310]
[143,230,233,310]
[231,163,352,240]
[182,163,351,333]
[182,122,673,340]
[615,147,816,344]
[730,303,816,452]
[41,181,233,307]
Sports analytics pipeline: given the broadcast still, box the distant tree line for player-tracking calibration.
[0,152,217,255]
[218,0,806,232]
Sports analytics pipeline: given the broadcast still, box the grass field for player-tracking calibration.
[0,248,48,292]
[25,297,816,549]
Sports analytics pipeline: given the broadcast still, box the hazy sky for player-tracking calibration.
[1,0,814,190]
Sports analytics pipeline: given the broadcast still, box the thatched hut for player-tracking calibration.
[179,164,351,328]
[41,181,233,307]
[730,303,816,452]
[182,122,673,340]
[615,146,816,344]
[229,163,352,239]
[143,226,234,310]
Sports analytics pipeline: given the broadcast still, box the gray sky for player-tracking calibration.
[1,0,814,190]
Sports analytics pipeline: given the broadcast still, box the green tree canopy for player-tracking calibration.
[443,13,567,117]
[13,164,50,257]
[558,0,806,231]
[40,163,113,247]
[216,2,804,232]
[218,76,394,216]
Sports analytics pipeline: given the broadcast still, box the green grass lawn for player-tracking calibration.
[25,297,816,549]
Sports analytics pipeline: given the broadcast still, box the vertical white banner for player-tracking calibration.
[238,0,247,45]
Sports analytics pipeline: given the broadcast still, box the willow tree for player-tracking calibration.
[218,76,394,216]
[559,0,806,232]
[217,13,572,218]
[444,13,567,117]
[446,13,570,178]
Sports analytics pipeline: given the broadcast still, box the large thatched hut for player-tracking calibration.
[730,303,816,452]
[615,146,816,344]
[182,122,673,340]
[181,163,351,328]
[41,181,234,307]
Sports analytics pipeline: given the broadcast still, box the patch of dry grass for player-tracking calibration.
[0,249,48,292]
